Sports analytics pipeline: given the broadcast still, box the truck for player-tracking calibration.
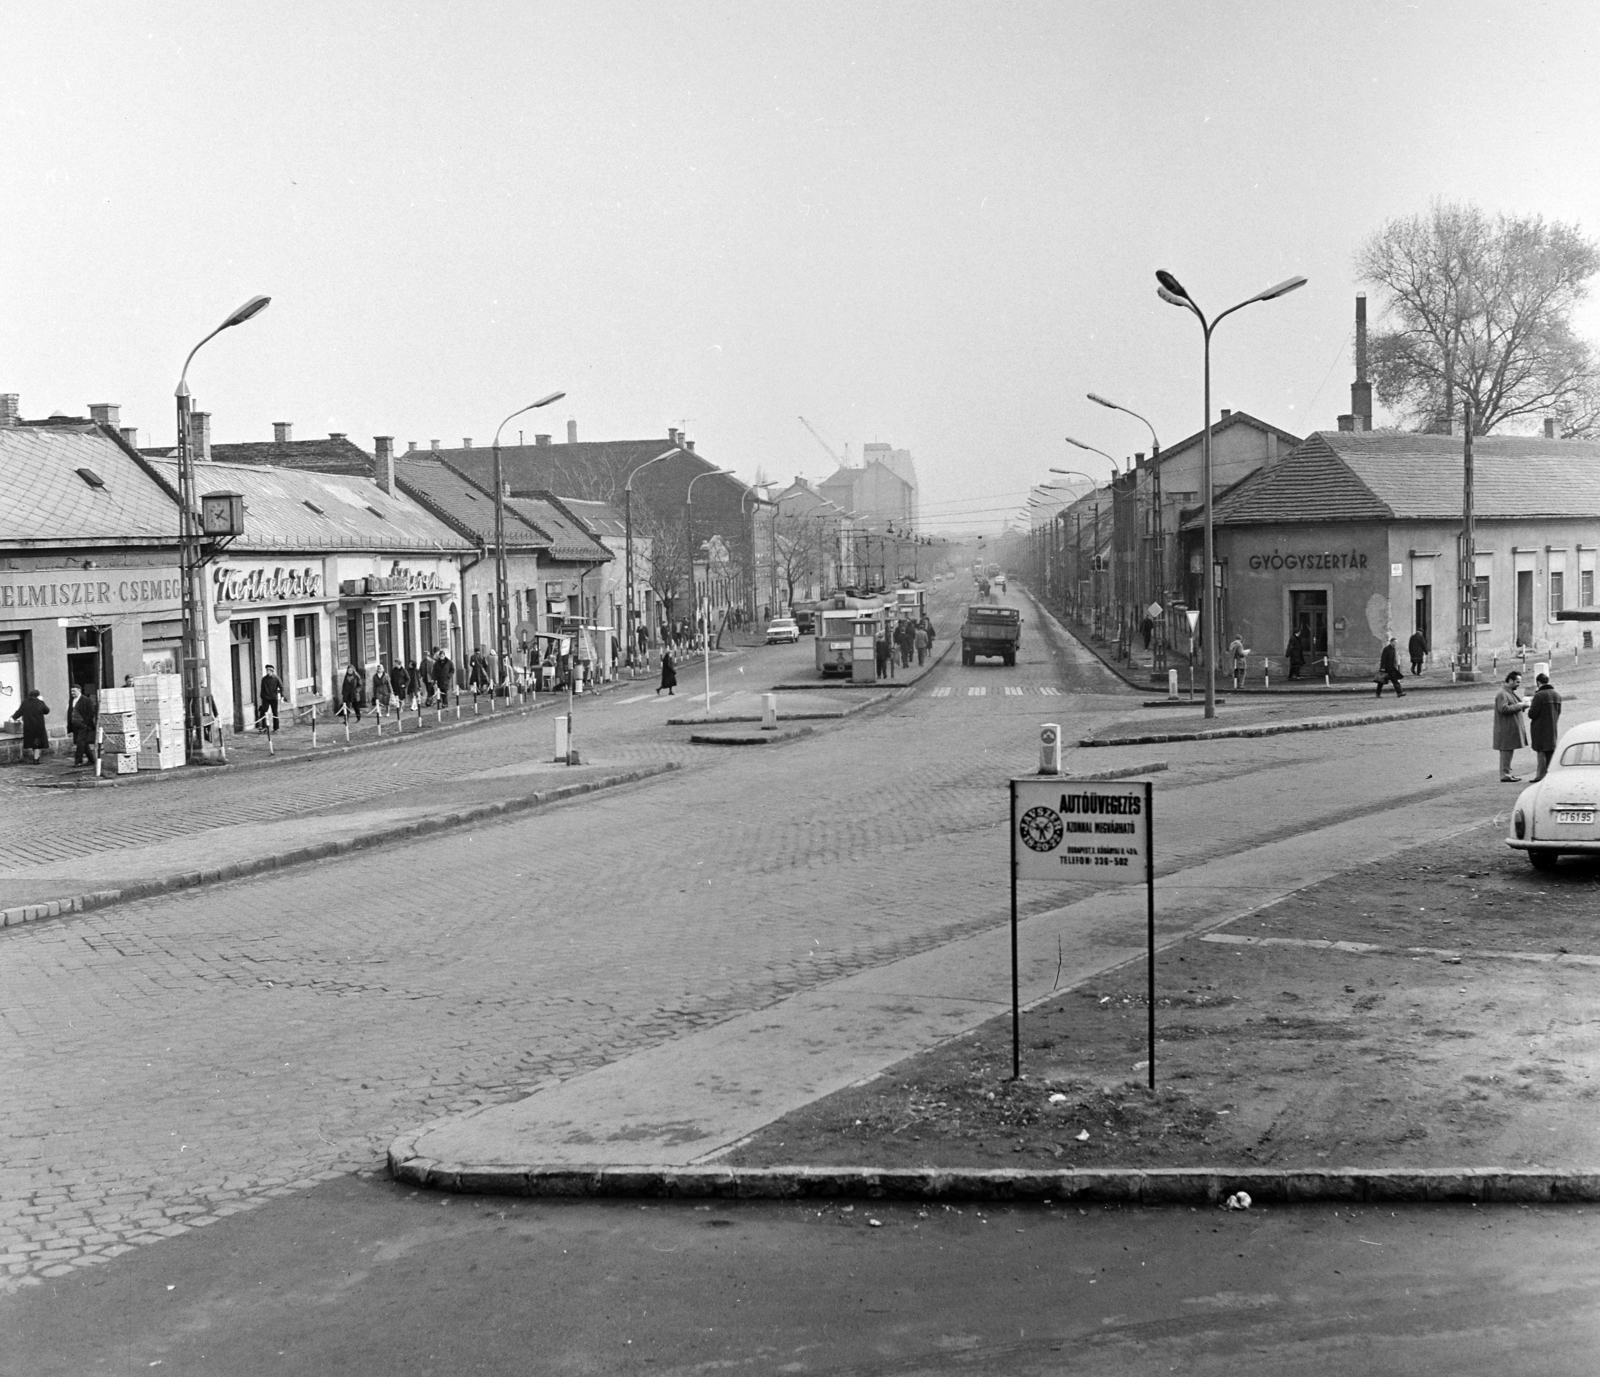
[960,604,1022,666]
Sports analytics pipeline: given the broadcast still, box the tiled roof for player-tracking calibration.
[144,435,377,476]
[392,457,550,549]
[434,438,752,507]
[557,497,627,540]
[0,424,178,545]
[504,494,611,563]
[1197,430,1600,528]
[143,457,471,553]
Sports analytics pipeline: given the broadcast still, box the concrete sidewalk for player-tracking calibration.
[388,768,1509,1200]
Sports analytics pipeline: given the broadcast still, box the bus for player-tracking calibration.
[814,592,890,676]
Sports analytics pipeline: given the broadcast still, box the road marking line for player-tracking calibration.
[617,694,655,704]
[1004,686,1023,696]
[1038,686,1061,695]
[930,687,952,697]
[968,687,986,696]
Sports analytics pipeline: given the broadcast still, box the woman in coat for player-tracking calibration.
[371,663,392,717]
[340,664,365,722]
[1493,670,1530,781]
[657,648,677,696]
[11,688,50,763]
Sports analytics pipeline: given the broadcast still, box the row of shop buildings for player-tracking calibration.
[1,402,763,747]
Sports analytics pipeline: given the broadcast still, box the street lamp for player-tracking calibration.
[493,391,565,687]
[1063,434,1123,475]
[623,446,681,672]
[176,293,270,760]
[1089,392,1166,666]
[1156,268,1307,718]
[687,467,735,716]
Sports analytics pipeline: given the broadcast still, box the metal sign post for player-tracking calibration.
[1010,776,1156,1087]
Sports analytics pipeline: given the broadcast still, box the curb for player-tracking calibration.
[384,1153,1600,1205]
[0,762,678,931]
[689,727,815,746]
[1080,699,1492,748]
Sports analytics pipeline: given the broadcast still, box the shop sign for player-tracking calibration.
[0,568,182,617]
[1245,549,1369,573]
[214,564,324,608]
[340,565,452,598]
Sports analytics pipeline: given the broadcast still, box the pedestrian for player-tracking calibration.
[1285,628,1306,680]
[1529,672,1563,782]
[340,663,364,722]
[258,663,283,731]
[69,684,98,767]
[371,662,392,717]
[1228,634,1249,690]
[657,647,677,696]
[390,660,409,709]
[874,631,890,679]
[1141,615,1154,652]
[914,622,930,666]
[10,687,49,763]
[1407,629,1427,676]
[899,619,915,668]
[1493,670,1530,781]
[468,646,490,694]
[432,648,455,704]
[920,614,936,646]
[1375,635,1405,698]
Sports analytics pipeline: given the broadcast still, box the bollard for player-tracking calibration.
[1167,669,1179,700]
[217,724,228,763]
[343,712,350,743]
[455,690,461,721]
[267,722,275,756]
[554,713,569,763]
[376,714,382,738]
[473,691,479,716]
[1038,723,1061,775]
[762,692,778,730]
[95,726,103,778]
[1324,656,1331,688]
[311,708,318,748]
[1263,657,1271,689]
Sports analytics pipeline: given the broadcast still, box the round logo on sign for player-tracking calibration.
[1019,805,1064,853]
[1040,727,1057,745]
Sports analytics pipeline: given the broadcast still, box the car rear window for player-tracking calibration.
[1559,742,1600,766]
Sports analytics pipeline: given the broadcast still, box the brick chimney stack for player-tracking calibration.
[0,394,17,427]
[192,411,212,461]
[273,421,292,444]
[567,418,577,445]
[88,403,121,428]
[1351,293,1373,432]
[120,426,139,448]
[374,436,395,495]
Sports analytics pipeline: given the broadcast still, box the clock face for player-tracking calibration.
[202,497,236,534]
[1019,805,1063,854]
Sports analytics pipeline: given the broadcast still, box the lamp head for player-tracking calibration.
[1251,275,1308,303]
[221,295,271,329]
[1087,392,1119,410]
[533,391,565,408]
[1155,270,1189,300]
[1157,286,1191,309]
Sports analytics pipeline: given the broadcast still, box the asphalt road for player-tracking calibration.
[8,1170,1598,1376]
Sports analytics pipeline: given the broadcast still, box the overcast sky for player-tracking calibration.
[4,0,1599,534]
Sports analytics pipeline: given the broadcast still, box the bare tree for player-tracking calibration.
[1358,201,1600,435]
[771,512,819,607]
[635,498,686,624]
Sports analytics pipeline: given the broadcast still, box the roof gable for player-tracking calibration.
[392,457,549,548]
[0,424,178,545]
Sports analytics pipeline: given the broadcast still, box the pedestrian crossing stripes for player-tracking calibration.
[926,684,1069,697]
[1004,686,1023,696]
[968,687,985,696]
[930,687,952,697]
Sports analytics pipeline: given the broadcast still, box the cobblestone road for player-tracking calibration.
[3,584,1588,1292]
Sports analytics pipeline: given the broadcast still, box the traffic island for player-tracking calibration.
[688,726,814,746]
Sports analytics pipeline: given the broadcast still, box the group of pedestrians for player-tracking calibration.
[316,649,456,728]
[1494,668,1562,782]
[873,616,934,678]
[8,682,100,766]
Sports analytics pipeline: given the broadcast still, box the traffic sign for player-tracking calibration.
[1147,601,1164,620]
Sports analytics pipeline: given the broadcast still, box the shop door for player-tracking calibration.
[1414,585,1432,652]
[1290,589,1328,657]
[1516,570,1534,645]
[230,622,259,731]
[267,617,288,686]
[378,607,395,668]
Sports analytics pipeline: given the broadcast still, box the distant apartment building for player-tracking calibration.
[817,442,918,532]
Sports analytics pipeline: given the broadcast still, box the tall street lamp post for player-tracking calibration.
[687,467,734,716]
[492,392,564,687]
[175,294,270,761]
[1089,391,1166,667]
[623,446,680,673]
[1156,268,1307,718]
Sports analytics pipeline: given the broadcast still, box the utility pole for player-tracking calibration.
[1458,401,1477,678]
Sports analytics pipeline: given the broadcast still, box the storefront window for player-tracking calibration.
[1584,570,1595,607]
[141,619,182,675]
[293,614,320,695]
[1549,572,1565,620]
[0,632,29,726]
[66,624,109,691]
[1474,575,1491,626]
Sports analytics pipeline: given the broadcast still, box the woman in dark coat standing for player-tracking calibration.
[340,664,364,722]
[10,688,50,763]
[657,648,677,696]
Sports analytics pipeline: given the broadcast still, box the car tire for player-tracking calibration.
[1529,850,1561,871]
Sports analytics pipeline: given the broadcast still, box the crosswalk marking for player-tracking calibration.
[1004,686,1023,696]
[1038,686,1061,696]
[930,686,952,697]
[967,687,986,696]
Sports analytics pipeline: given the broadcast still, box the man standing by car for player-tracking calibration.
[1529,672,1563,782]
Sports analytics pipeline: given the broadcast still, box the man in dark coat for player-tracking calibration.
[1285,629,1306,679]
[656,648,677,696]
[389,660,409,708]
[468,647,491,693]
[1529,672,1563,781]
[1376,635,1405,698]
[1407,629,1427,676]
[432,649,455,702]
[69,686,98,766]
[258,664,283,731]
[10,687,49,763]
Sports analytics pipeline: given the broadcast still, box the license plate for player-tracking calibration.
[1555,810,1595,825]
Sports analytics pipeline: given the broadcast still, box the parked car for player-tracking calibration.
[765,616,802,645]
[1507,718,1600,869]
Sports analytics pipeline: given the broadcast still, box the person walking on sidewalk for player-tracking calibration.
[390,660,409,710]
[371,662,392,718]
[914,622,930,666]
[1529,672,1563,781]
[468,646,491,695]
[340,664,365,722]
[874,630,890,679]
[657,647,677,696]
[1285,628,1306,679]
[1493,670,1530,781]
[432,648,455,705]
[1408,629,1427,676]
[257,663,283,731]
[1375,635,1405,698]
[1228,635,1249,690]
[68,685,98,767]
[11,687,49,763]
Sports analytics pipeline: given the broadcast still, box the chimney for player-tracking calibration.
[0,394,17,427]
[1351,293,1373,431]
[329,431,347,442]
[686,439,696,452]
[1337,414,1355,432]
[566,418,577,445]
[374,436,395,495]
[463,438,473,448]
[535,433,551,447]
[88,403,121,428]
[1545,417,1558,439]
[430,439,440,452]
[668,427,681,444]
[407,440,418,452]
[1220,408,1232,420]
[192,411,212,461]
[119,425,139,448]
[273,421,292,444]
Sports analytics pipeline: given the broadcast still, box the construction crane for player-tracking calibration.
[798,416,849,470]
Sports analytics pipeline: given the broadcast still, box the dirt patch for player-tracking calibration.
[721,824,1600,1171]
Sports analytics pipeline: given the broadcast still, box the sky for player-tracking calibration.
[4,0,1600,536]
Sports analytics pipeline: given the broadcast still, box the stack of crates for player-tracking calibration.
[133,673,186,770]
[98,686,141,774]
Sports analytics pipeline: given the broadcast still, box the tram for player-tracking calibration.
[814,591,891,676]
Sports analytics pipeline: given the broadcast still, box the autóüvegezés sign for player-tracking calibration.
[1011,778,1150,881]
